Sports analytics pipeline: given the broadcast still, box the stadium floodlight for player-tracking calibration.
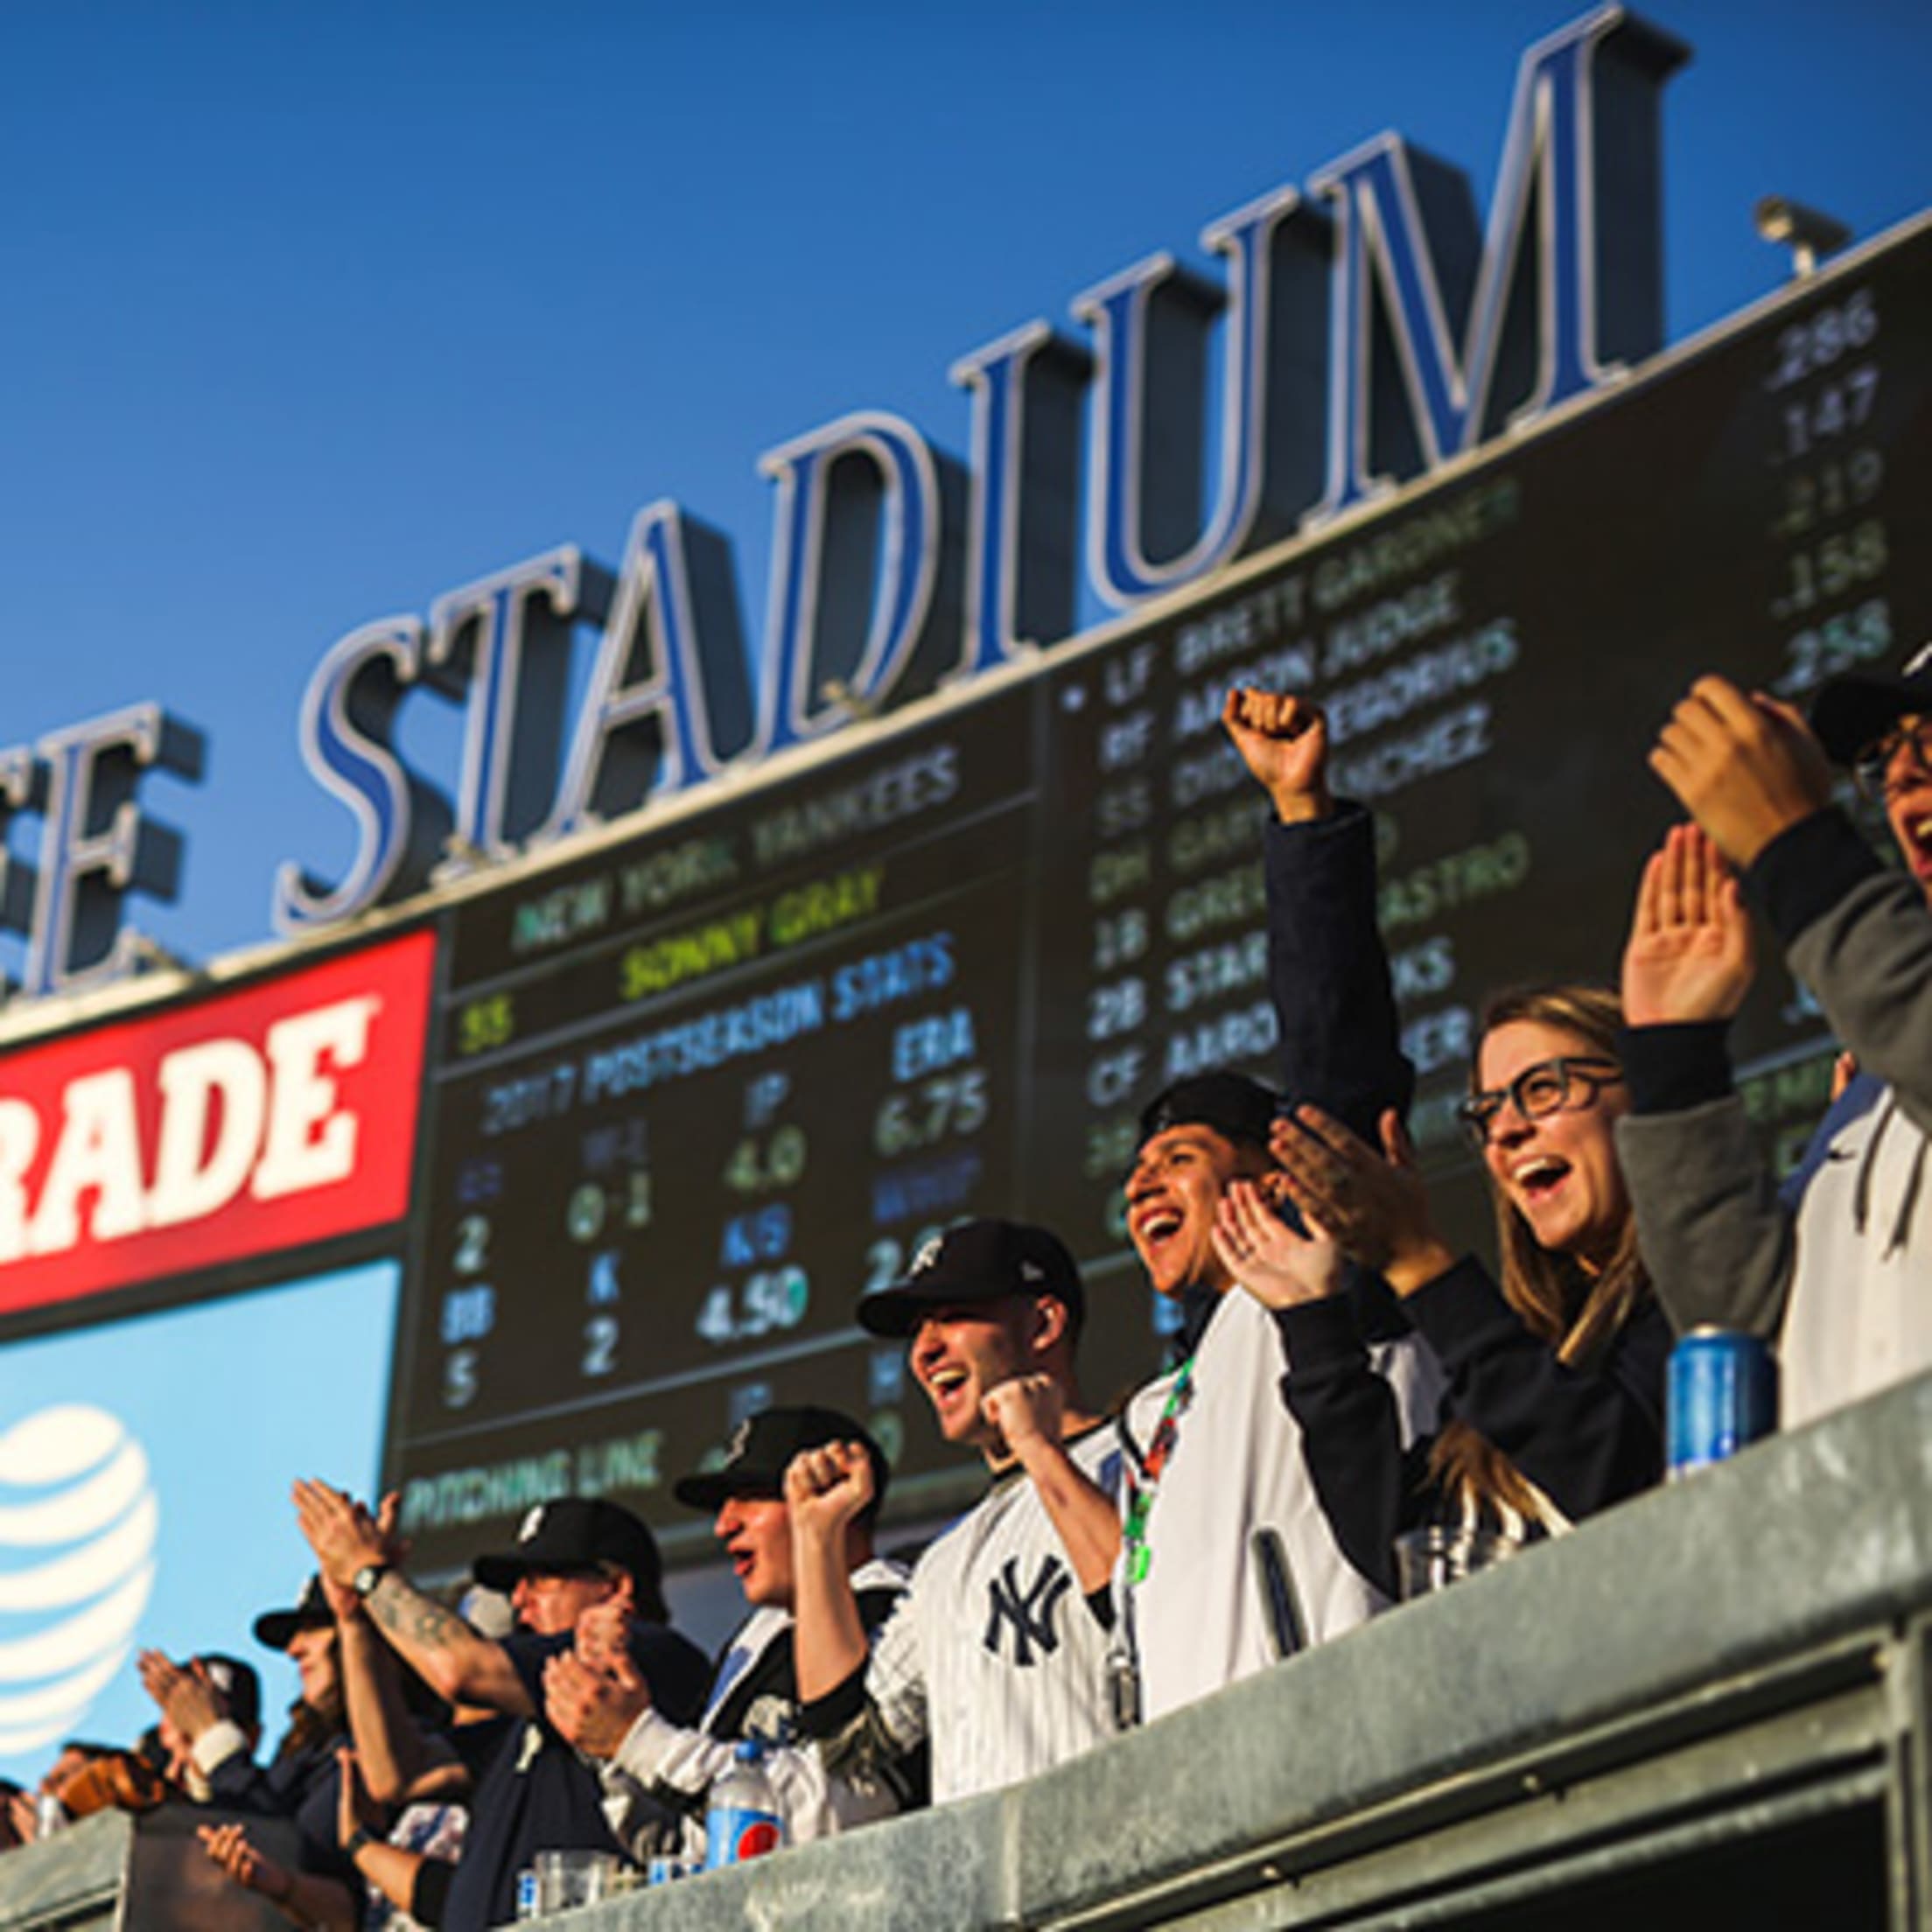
[1754,196,1852,278]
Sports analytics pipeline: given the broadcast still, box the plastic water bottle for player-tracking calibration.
[513,1866,539,1920]
[704,1739,783,1869]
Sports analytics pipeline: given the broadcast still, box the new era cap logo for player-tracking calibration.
[1020,1259,1044,1282]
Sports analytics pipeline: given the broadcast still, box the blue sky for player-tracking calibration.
[0,1261,396,1785]
[2,0,1927,985]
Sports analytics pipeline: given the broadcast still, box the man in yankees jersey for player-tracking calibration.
[1115,690,1444,1723]
[787,1220,1123,1801]
[544,1405,916,1858]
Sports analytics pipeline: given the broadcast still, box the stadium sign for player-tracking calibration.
[1,5,1683,994]
[0,934,433,1311]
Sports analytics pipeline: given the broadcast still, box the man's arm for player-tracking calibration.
[294,1478,531,1715]
[1226,689,1413,1138]
[783,1446,876,1704]
[982,1377,1119,1592]
[1751,811,1932,1132]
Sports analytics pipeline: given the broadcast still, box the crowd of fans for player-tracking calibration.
[5,650,1927,1927]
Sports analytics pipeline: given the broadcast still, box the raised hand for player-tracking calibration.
[1222,688,1333,823]
[981,1373,1065,1461]
[1212,1177,1341,1310]
[783,1441,876,1545]
[137,1649,225,1743]
[1621,822,1756,1025]
[1650,676,1834,868]
[572,1576,634,1675]
[1268,1106,1454,1295]
[542,1644,651,1760]
[292,1478,391,1588]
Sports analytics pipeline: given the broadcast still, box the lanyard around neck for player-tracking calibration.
[1121,1355,1196,1586]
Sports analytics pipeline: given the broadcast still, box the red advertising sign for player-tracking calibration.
[0,932,435,1317]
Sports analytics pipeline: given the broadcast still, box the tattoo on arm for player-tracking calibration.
[368,1574,464,1653]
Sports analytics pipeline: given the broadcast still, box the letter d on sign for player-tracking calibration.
[752,411,964,759]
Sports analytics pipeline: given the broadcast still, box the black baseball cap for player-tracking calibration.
[857,1218,1084,1339]
[472,1496,664,1603]
[672,1405,888,1513]
[252,1575,334,1652]
[1137,1070,1280,1152]
[1811,642,1932,764]
[198,1655,262,1733]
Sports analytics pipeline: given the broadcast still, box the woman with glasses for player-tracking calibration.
[1220,690,1670,1592]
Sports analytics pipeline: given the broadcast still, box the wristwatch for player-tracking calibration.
[352,1563,389,1600]
[345,1825,374,1858]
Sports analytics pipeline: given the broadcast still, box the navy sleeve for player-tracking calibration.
[627,1624,712,1728]
[797,1662,868,1739]
[1276,1290,1441,1599]
[1744,806,1886,948]
[1399,1257,1668,1521]
[1619,1021,1734,1113]
[1276,1297,1410,1598]
[202,1750,284,1816]
[1265,802,1414,1138]
[501,1629,572,1710]
[412,1852,455,1927]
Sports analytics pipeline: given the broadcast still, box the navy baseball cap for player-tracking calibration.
[252,1575,334,1652]
[673,1405,888,1512]
[472,1495,664,1603]
[198,1655,262,1733]
[1811,641,1932,764]
[1137,1070,1280,1152]
[857,1218,1085,1339]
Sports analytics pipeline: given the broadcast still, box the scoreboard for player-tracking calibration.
[380,219,1932,1572]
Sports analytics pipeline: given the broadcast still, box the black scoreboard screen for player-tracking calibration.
[385,220,1932,1572]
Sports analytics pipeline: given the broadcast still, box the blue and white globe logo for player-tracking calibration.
[0,1406,158,1758]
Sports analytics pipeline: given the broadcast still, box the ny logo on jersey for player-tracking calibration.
[983,1553,1073,1666]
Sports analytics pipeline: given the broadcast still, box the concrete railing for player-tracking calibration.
[6,1375,1928,1928]
[0,1807,298,1931]
[574,1370,1932,1929]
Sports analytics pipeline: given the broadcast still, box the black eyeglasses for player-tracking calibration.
[1852,716,1932,804]
[1457,1056,1624,1149]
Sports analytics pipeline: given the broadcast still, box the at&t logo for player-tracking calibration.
[0,1405,158,1756]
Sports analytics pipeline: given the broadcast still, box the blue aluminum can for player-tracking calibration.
[1666,1326,1777,1477]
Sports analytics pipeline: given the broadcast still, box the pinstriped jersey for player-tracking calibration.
[828,1422,1123,1802]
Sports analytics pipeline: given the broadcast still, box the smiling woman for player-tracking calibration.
[1222,687,1676,1589]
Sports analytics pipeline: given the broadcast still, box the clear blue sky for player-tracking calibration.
[3,0,1927,985]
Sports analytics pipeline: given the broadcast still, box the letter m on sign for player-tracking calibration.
[1306,5,1688,524]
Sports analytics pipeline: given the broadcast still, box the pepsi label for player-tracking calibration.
[704,1804,782,1868]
